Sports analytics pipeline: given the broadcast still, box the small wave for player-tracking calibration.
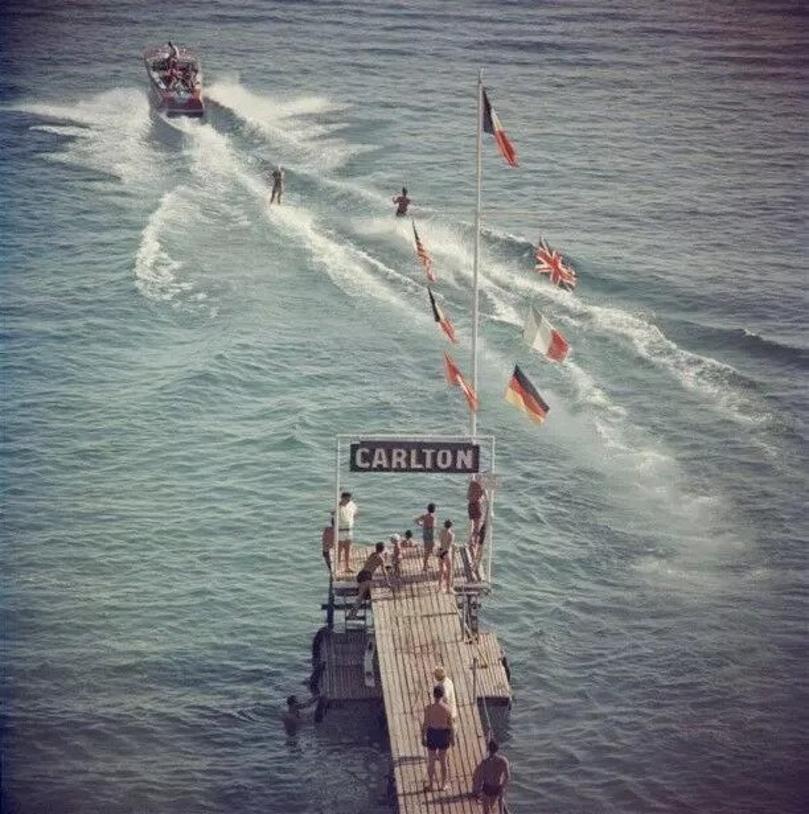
[14,88,157,185]
[134,188,193,302]
[206,80,362,171]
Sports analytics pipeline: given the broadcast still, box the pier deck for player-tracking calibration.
[330,545,511,813]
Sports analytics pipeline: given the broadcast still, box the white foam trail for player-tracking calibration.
[134,188,192,302]
[206,80,362,171]
[15,89,156,185]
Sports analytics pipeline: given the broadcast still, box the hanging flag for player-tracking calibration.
[534,238,577,290]
[523,305,570,362]
[482,88,519,168]
[428,288,458,344]
[443,352,479,412]
[505,365,549,424]
[412,220,436,282]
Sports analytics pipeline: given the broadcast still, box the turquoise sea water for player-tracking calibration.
[2,1,808,812]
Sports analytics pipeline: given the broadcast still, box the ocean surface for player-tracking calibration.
[2,1,808,812]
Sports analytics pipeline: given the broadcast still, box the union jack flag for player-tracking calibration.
[412,220,436,282]
[534,238,577,291]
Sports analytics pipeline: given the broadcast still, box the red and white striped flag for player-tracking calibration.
[534,238,577,290]
[443,352,479,413]
[412,220,436,282]
[428,288,458,344]
[523,306,570,362]
[482,88,519,168]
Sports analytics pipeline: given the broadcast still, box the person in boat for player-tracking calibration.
[347,542,390,618]
[282,694,318,735]
[415,502,436,572]
[392,187,411,217]
[472,739,511,813]
[335,491,357,573]
[269,165,285,205]
[436,519,455,594]
[421,683,454,792]
[321,516,335,574]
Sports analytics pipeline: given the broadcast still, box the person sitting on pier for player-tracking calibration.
[402,529,415,547]
[282,694,318,736]
[437,519,455,594]
[472,739,511,813]
[415,502,436,572]
[421,684,454,792]
[347,542,389,618]
[389,533,403,579]
[433,665,457,724]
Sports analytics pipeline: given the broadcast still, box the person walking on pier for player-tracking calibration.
[421,684,454,792]
[347,542,389,618]
[472,739,511,813]
[416,502,437,572]
[336,491,358,573]
[437,519,455,594]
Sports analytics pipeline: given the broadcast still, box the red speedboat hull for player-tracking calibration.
[144,45,204,117]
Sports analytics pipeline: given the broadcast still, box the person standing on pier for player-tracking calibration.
[321,516,335,574]
[472,739,511,813]
[416,502,437,572]
[437,519,455,594]
[433,666,458,724]
[336,491,358,573]
[421,684,454,792]
[467,476,485,554]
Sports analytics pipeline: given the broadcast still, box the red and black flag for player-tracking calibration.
[505,365,549,424]
[482,88,519,168]
[428,287,458,344]
[412,220,436,282]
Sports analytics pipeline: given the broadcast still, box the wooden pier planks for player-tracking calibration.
[367,545,510,813]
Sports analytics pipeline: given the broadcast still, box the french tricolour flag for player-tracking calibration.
[482,88,519,168]
[523,305,570,363]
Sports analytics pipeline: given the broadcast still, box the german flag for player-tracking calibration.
[428,287,457,344]
[505,365,549,424]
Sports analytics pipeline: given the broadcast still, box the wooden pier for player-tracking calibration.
[315,544,511,813]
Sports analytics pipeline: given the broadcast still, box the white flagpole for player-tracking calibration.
[471,69,483,439]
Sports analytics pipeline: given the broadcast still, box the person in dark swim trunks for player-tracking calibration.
[392,187,411,216]
[347,542,389,618]
[472,739,511,813]
[420,684,454,791]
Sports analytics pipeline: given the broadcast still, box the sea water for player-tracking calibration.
[1,1,808,812]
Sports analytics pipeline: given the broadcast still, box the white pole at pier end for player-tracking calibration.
[471,69,483,440]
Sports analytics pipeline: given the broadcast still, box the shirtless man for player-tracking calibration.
[321,517,335,574]
[269,166,285,204]
[472,740,511,813]
[421,684,454,791]
[347,542,389,618]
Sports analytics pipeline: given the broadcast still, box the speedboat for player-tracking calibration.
[143,44,204,117]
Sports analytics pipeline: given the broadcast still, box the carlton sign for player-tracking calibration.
[349,439,480,474]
